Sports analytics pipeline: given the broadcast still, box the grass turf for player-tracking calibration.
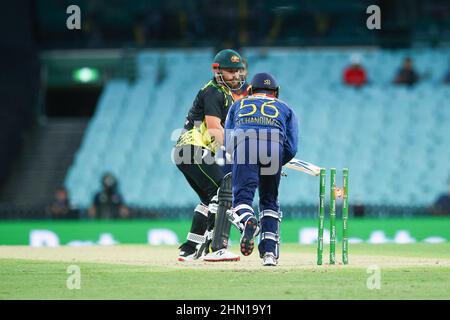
[0,243,449,300]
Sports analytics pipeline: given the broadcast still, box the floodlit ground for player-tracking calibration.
[1,243,449,299]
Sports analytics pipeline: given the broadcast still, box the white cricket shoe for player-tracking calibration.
[262,253,278,266]
[178,243,198,262]
[202,249,240,262]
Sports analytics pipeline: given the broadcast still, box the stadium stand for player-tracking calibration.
[65,48,450,210]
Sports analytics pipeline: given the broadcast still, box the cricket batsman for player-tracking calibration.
[225,72,299,266]
[173,49,247,262]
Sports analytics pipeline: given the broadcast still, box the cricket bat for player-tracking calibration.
[284,158,321,176]
[221,146,320,176]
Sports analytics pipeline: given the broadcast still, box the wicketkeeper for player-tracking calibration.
[225,72,299,266]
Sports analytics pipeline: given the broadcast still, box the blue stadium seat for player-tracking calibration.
[65,48,450,209]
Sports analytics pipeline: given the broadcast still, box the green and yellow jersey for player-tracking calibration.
[176,79,234,153]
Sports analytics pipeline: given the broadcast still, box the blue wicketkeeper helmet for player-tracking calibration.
[248,72,279,98]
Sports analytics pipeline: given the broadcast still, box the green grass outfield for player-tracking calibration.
[0,243,449,300]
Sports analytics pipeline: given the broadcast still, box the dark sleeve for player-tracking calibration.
[93,193,100,206]
[435,195,450,209]
[114,193,124,206]
[202,87,224,118]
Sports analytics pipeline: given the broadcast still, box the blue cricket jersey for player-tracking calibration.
[225,94,299,165]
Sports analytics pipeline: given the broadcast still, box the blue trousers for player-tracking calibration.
[232,137,283,258]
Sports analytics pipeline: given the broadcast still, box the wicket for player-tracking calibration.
[317,167,349,265]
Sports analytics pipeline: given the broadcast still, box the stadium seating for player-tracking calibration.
[65,48,450,209]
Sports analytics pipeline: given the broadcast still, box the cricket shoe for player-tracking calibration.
[262,252,278,266]
[177,242,198,262]
[240,217,258,256]
[202,249,240,262]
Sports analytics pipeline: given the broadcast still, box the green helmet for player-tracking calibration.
[212,49,245,69]
[212,49,246,91]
